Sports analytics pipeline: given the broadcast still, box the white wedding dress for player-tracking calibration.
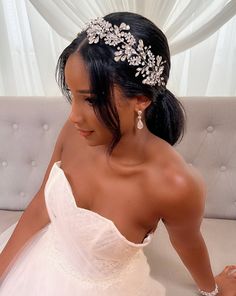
[0,161,165,295]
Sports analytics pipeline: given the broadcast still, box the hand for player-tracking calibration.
[215,265,236,296]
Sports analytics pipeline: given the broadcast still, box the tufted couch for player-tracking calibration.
[0,96,235,295]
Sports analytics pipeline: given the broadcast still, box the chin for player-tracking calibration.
[86,138,112,149]
[86,142,100,147]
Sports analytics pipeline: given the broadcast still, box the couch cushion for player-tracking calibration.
[144,217,236,295]
[1,97,236,219]
[174,97,236,219]
[0,97,70,210]
[0,210,22,234]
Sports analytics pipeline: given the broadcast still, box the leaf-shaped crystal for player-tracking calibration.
[84,17,166,87]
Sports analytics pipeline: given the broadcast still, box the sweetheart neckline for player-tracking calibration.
[53,160,154,247]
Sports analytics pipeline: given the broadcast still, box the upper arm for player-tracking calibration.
[161,167,206,245]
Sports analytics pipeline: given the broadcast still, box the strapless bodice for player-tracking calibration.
[0,161,165,296]
[44,161,153,282]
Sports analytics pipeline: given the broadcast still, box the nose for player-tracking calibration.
[69,102,84,127]
[69,111,83,128]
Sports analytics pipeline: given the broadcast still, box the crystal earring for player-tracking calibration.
[137,110,144,129]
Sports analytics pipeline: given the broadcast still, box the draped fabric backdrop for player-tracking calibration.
[0,0,235,97]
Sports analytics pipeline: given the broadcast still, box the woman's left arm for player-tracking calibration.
[160,167,224,294]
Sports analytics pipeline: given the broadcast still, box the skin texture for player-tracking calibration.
[63,52,197,243]
[60,51,236,295]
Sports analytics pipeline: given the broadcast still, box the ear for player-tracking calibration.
[134,95,152,112]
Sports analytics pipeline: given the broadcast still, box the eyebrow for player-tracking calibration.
[75,89,92,94]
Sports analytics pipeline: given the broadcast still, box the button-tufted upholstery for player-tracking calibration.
[0,97,70,210]
[174,97,236,220]
[0,96,235,295]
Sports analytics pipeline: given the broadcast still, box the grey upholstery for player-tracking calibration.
[0,97,70,210]
[174,97,236,219]
[0,96,235,295]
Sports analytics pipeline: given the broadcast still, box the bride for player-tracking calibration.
[0,11,235,296]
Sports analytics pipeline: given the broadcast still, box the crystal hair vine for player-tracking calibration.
[82,17,166,87]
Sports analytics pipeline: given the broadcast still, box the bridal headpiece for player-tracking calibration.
[82,17,166,87]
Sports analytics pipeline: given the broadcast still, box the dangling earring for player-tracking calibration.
[137,110,144,129]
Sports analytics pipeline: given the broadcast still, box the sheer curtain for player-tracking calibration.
[0,0,68,96]
[0,0,235,96]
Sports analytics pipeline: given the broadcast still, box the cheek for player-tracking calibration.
[91,114,114,141]
[118,109,136,133]
[115,98,136,131]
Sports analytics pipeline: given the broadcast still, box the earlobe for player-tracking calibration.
[134,96,152,112]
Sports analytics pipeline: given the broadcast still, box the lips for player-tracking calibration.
[78,129,94,137]
[73,125,94,136]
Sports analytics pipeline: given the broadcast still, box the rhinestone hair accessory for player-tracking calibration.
[83,17,166,87]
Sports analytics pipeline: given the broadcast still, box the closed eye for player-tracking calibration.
[65,87,97,106]
[85,97,96,106]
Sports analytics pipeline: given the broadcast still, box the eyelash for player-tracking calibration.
[66,89,95,106]
[85,98,95,106]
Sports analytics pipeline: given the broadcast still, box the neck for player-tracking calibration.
[103,127,155,167]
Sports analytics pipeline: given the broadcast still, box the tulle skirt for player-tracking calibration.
[0,223,165,295]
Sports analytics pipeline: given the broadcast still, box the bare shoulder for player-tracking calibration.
[148,139,206,224]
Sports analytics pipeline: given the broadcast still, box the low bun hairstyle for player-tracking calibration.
[56,11,186,154]
[145,87,185,146]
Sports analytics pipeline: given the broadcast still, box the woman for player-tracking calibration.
[0,11,235,296]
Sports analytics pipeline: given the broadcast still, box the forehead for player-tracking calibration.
[64,52,90,90]
[64,52,126,103]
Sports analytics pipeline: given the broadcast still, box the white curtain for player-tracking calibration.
[0,0,235,96]
[0,0,68,96]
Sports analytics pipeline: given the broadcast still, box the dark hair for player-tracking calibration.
[55,11,186,155]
